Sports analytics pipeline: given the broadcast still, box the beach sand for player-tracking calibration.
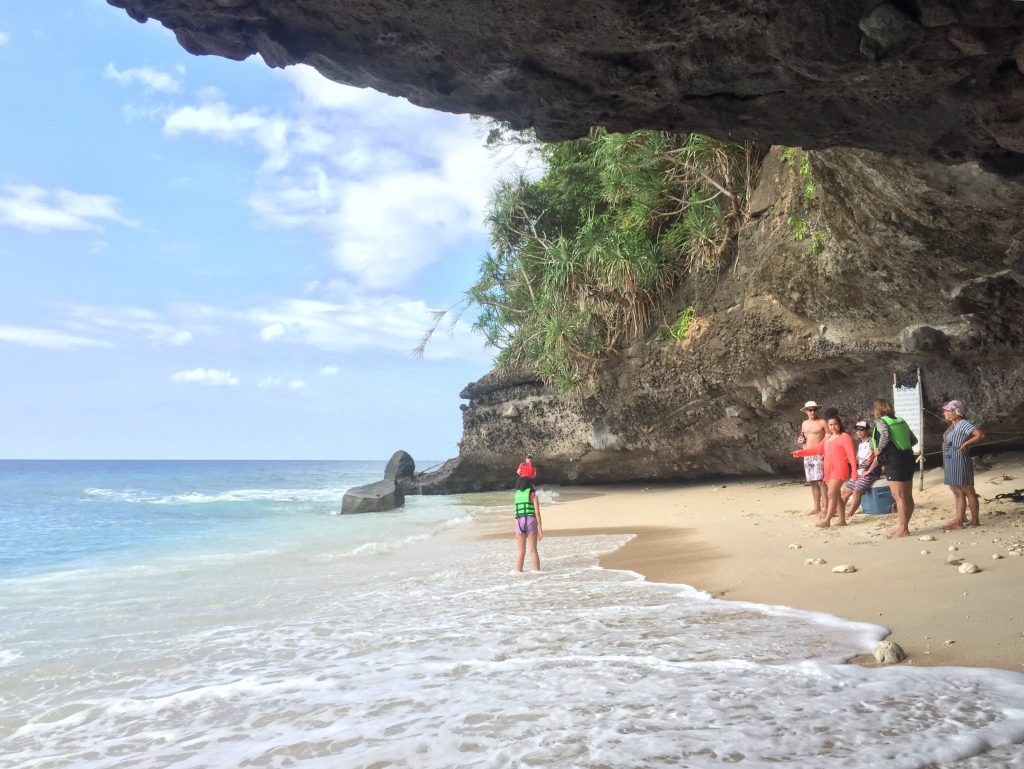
[541,451,1024,672]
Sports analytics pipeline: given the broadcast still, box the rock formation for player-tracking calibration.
[107,0,1024,176]
[103,1,1024,493]
[341,478,405,514]
[407,146,1024,492]
[383,450,415,482]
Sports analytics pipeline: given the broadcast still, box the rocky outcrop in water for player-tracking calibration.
[341,479,405,514]
[108,0,1024,176]
[407,147,1024,492]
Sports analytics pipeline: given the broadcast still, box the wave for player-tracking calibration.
[0,649,22,668]
[84,487,350,505]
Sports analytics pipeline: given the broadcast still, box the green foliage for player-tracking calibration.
[453,126,764,392]
[671,306,696,341]
[810,229,827,254]
[778,147,796,165]
[787,216,810,241]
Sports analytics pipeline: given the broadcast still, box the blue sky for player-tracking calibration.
[0,1,527,460]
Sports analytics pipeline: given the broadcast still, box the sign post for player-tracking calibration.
[892,368,925,490]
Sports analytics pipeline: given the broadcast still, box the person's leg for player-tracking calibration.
[847,488,864,516]
[834,480,848,526]
[943,486,966,530]
[965,485,980,526]
[527,533,540,571]
[887,481,913,537]
[515,535,527,572]
[808,482,823,516]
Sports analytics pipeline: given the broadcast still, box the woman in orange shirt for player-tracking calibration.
[794,411,858,528]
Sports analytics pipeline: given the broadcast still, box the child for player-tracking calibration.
[513,476,543,572]
[842,420,880,517]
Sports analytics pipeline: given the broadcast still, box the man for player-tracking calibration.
[797,401,828,516]
[517,453,537,479]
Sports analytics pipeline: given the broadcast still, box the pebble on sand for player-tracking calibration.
[948,545,958,552]
[958,562,981,574]
[788,544,802,550]
[919,535,936,542]
[920,550,930,555]
[831,564,857,573]
[804,557,827,565]
[992,554,1005,560]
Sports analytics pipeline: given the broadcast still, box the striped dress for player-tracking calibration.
[943,418,977,486]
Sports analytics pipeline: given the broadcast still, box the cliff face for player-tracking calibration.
[109,0,1024,176]
[410,148,1024,492]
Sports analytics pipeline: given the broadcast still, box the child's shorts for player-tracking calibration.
[515,516,538,537]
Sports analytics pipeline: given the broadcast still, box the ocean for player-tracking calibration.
[1,460,1023,769]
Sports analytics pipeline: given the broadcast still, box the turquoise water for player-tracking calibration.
[2,461,1024,768]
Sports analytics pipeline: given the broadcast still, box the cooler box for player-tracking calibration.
[861,481,894,515]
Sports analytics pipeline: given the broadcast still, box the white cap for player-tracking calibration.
[802,400,820,410]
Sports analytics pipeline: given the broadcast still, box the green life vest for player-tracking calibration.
[514,488,535,518]
[871,416,913,452]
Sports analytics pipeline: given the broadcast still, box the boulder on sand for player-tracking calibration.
[342,479,405,514]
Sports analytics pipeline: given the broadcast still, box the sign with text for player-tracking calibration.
[892,380,923,453]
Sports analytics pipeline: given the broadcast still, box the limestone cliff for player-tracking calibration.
[109,0,1024,177]
[408,148,1024,492]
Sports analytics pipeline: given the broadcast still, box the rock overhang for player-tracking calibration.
[107,0,1024,177]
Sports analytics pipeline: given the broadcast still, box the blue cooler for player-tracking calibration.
[861,482,895,515]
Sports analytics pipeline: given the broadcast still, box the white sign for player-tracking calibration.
[892,380,923,453]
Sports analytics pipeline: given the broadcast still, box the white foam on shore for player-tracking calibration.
[4,522,1024,769]
[84,487,352,505]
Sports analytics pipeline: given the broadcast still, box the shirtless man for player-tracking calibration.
[797,401,828,517]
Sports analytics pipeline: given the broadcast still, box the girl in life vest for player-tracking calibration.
[513,476,543,572]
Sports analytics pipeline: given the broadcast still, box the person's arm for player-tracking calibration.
[532,491,543,539]
[908,428,919,453]
[841,435,858,480]
[959,426,986,453]
[792,442,825,458]
[873,420,891,455]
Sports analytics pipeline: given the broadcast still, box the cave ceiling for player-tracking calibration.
[108,0,1024,176]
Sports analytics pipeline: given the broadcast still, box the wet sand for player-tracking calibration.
[540,452,1024,671]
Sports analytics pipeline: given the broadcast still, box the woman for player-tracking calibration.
[866,398,918,538]
[941,400,986,530]
[792,411,858,528]
[513,475,543,572]
[841,420,880,517]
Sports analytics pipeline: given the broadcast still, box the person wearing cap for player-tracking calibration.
[796,401,828,516]
[517,454,537,480]
[941,400,985,530]
[841,420,881,517]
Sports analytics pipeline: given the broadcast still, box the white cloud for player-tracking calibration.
[318,365,339,376]
[105,62,182,93]
[0,325,113,350]
[171,368,239,386]
[258,376,307,391]
[163,102,291,171]
[0,185,139,233]
[154,63,526,289]
[0,31,10,47]
[64,304,195,348]
[238,294,487,361]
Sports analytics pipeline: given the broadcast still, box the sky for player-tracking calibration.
[0,1,529,460]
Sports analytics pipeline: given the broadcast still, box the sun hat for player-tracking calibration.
[854,420,869,430]
[942,400,965,416]
[802,400,820,411]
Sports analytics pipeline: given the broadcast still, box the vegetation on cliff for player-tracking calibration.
[457,128,765,392]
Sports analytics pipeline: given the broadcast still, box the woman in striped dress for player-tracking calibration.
[941,400,986,530]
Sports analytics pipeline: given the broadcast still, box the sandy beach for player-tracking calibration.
[542,451,1024,672]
